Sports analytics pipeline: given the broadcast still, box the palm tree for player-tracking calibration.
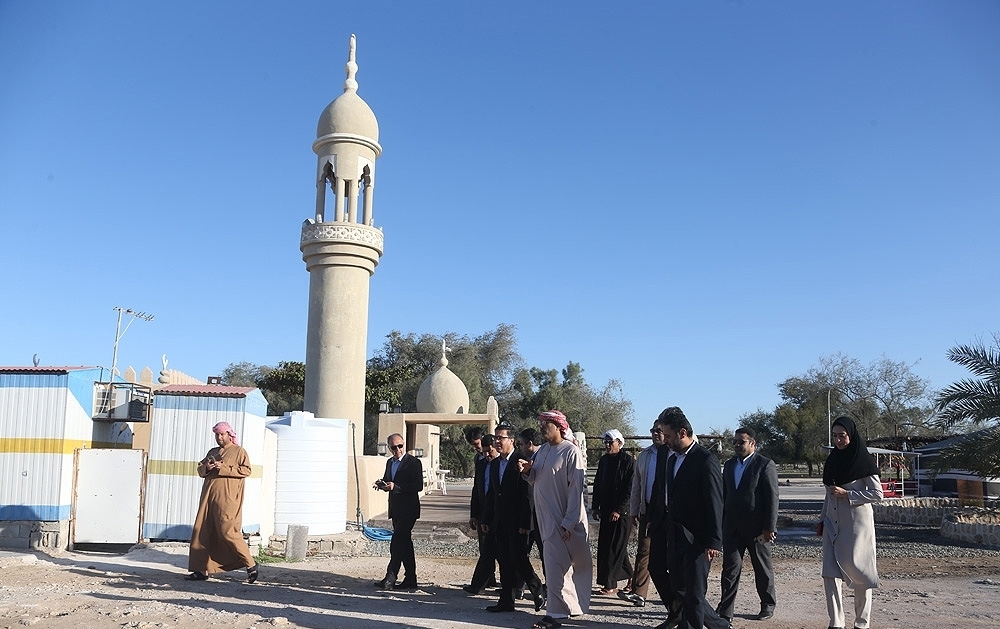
[932,334,1000,478]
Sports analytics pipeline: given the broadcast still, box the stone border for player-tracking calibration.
[873,497,1000,547]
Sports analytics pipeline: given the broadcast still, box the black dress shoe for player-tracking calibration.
[757,608,774,620]
[375,579,394,590]
[463,584,483,595]
[533,593,546,612]
[655,606,682,629]
[486,603,516,612]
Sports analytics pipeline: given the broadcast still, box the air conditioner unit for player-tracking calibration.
[110,387,132,420]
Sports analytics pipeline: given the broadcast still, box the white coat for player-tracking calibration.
[820,474,883,588]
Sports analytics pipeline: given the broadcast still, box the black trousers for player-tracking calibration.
[387,516,417,580]
[718,530,776,618]
[668,526,729,629]
[495,528,542,605]
[470,529,498,588]
[647,518,679,609]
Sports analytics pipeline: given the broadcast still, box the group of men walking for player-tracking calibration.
[375,406,779,629]
[609,407,779,629]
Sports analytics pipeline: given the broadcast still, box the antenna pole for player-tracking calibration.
[109,307,155,382]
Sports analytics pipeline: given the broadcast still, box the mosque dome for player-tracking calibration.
[317,91,379,140]
[316,35,379,141]
[416,344,470,414]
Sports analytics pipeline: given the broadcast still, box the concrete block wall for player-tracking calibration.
[0,521,69,550]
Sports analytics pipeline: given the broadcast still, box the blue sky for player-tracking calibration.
[1,1,997,431]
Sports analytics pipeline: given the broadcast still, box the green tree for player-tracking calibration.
[734,409,780,456]
[254,360,305,415]
[219,360,303,416]
[809,353,934,441]
[932,334,1000,478]
[507,361,635,465]
[364,324,523,476]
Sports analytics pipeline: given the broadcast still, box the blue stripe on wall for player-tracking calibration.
[155,395,246,412]
[0,504,71,520]
[143,522,260,540]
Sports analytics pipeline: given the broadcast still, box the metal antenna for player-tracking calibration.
[110,307,154,382]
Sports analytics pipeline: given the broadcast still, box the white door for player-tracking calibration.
[73,448,145,544]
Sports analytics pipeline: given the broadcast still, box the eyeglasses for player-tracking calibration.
[494,435,511,441]
[389,443,405,450]
[603,439,615,444]
[733,439,750,445]
[650,428,663,435]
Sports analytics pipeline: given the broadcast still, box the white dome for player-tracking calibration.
[416,352,470,414]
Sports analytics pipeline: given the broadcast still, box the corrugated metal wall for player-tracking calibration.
[1,373,73,520]
[143,392,266,540]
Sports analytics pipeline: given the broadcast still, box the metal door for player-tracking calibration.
[73,448,145,544]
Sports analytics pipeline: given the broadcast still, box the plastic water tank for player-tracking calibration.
[266,411,349,535]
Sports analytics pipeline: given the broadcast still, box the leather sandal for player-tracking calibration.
[532,616,563,629]
[185,571,208,581]
[246,563,259,583]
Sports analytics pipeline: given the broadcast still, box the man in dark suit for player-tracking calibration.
[481,424,546,613]
[660,407,731,629]
[373,432,422,590]
[465,431,499,594]
[717,427,778,622]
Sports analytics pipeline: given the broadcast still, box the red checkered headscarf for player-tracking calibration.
[213,421,240,446]
[538,410,569,435]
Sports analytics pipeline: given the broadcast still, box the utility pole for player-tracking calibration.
[109,306,154,382]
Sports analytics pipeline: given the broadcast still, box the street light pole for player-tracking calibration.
[827,377,844,448]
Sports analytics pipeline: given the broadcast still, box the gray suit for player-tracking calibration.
[717,452,778,619]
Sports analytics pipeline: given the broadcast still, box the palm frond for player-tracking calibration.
[946,343,1000,380]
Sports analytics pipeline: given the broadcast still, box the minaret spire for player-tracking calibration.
[344,34,358,93]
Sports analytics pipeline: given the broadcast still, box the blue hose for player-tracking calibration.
[362,525,394,541]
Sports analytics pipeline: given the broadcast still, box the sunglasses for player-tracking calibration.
[650,428,664,435]
[389,444,405,450]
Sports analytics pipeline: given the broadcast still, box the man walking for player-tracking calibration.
[623,422,667,609]
[482,424,546,613]
[372,433,422,590]
[717,427,778,622]
[519,410,591,628]
[593,428,635,596]
[660,407,730,629]
[518,427,545,575]
[646,417,683,628]
[466,430,499,594]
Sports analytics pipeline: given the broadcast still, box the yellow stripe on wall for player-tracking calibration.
[0,438,92,455]
[147,459,263,478]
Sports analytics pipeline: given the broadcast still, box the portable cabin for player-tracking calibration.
[0,366,141,549]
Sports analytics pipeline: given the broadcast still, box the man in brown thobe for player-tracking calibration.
[187,422,258,582]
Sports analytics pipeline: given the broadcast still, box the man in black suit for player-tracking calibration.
[482,424,546,613]
[373,432,422,590]
[465,431,499,594]
[660,407,730,629]
[717,427,778,622]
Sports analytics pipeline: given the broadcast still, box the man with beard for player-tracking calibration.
[592,428,635,596]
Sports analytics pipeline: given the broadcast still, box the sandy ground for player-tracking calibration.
[1,544,999,629]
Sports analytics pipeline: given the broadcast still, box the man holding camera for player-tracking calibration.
[373,433,423,590]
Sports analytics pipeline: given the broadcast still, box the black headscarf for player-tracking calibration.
[822,416,880,486]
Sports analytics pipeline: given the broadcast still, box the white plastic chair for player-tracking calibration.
[436,469,450,495]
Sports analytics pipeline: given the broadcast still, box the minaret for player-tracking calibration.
[301,35,383,421]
